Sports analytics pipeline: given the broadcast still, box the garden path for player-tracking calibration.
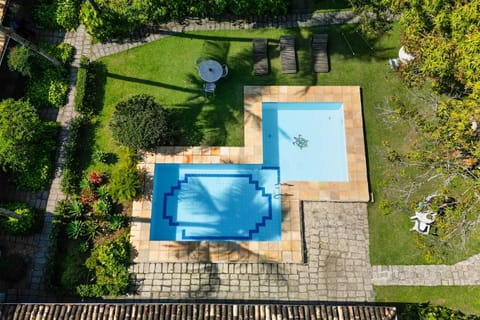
[3,11,480,302]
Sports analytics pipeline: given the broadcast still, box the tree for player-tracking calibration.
[109,94,171,150]
[349,0,404,39]
[0,99,57,191]
[0,99,44,171]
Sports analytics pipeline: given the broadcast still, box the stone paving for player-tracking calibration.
[372,254,480,286]
[2,10,480,303]
[89,11,360,61]
[2,26,87,302]
[128,202,374,301]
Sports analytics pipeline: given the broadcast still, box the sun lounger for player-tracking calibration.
[312,34,329,73]
[252,38,269,75]
[280,36,297,74]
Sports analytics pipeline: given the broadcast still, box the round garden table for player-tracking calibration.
[198,60,223,83]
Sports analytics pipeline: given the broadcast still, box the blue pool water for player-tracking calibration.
[262,102,348,181]
[150,102,349,241]
[150,164,281,241]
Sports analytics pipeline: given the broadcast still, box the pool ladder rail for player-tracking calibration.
[274,183,294,199]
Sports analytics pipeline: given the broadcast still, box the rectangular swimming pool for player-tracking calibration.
[262,102,349,181]
[150,164,281,241]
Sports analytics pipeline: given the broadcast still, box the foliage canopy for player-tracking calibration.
[110,94,170,150]
[353,0,480,261]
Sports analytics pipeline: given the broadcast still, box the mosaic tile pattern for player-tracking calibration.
[131,86,369,264]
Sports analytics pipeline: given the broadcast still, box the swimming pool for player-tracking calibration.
[150,164,281,241]
[262,102,348,182]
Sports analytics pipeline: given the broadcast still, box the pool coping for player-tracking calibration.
[131,86,369,264]
[243,86,369,201]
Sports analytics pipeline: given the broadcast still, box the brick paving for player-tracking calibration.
[2,11,480,303]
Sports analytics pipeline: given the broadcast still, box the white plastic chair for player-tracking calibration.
[204,82,216,96]
[411,220,430,235]
[410,211,436,224]
[195,57,204,67]
[221,64,228,77]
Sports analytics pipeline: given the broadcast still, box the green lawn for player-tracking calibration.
[94,23,420,256]
[375,286,480,316]
[96,23,401,150]
[91,23,480,314]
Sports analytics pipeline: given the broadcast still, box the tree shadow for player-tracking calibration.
[106,72,200,94]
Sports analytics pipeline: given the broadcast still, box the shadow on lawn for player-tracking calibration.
[106,72,200,94]
[107,24,394,147]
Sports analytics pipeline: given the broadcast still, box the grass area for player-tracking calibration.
[375,286,480,316]
[96,23,399,152]
[94,23,434,263]
[89,22,480,314]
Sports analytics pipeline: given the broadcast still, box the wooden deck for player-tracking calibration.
[252,38,269,75]
[312,34,329,73]
[280,35,297,74]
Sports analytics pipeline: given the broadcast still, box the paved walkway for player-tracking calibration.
[3,11,480,302]
[89,11,360,60]
[128,202,373,301]
[372,254,480,286]
[4,26,88,302]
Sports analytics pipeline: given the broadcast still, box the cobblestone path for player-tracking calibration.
[128,202,374,301]
[372,254,480,286]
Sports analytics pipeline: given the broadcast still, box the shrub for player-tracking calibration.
[0,202,37,235]
[92,149,107,163]
[0,99,58,191]
[109,151,142,201]
[0,253,28,283]
[80,0,288,40]
[41,42,75,65]
[109,215,125,231]
[110,94,170,150]
[401,303,478,320]
[61,116,89,195]
[34,1,60,29]
[12,120,59,191]
[44,200,66,291]
[80,1,144,42]
[7,45,34,77]
[74,57,105,117]
[74,56,88,115]
[26,67,69,108]
[77,231,130,297]
[66,220,86,239]
[58,241,89,295]
[56,0,81,31]
[88,171,103,186]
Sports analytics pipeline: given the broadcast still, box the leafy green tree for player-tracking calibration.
[0,99,57,190]
[109,94,170,150]
[0,99,44,171]
[7,45,35,77]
